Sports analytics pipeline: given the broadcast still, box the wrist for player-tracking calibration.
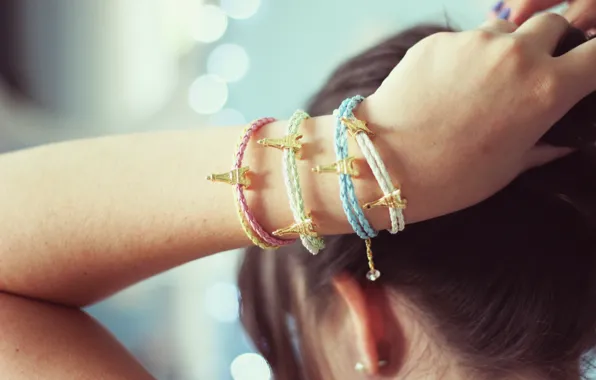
[301,115,393,235]
[354,98,429,224]
[245,111,399,242]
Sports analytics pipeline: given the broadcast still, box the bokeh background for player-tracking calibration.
[0,1,506,379]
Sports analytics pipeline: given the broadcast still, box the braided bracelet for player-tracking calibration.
[312,98,380,280]
[258,110,325,255]
[207,118,296,249]
[339,95,406,234]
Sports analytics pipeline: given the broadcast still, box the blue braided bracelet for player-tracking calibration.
[334,96,378,240]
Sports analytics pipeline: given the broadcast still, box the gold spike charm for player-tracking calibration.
[312,157,359,177]
[257,134,303,155]
[341,117,375,138]
[206,167,251,187]
[363,189,407,210]
[273,218,318,237]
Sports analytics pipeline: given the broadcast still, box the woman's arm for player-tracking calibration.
[0,116,400,306]
[1,14,595,308]
[0,292,155,379]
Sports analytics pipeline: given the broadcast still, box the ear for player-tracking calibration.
[332,273,391,375]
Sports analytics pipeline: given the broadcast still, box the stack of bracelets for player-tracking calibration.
[207,95,407,281]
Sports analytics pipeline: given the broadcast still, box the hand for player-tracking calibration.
[490,0,596,34]
[359,14,594,221]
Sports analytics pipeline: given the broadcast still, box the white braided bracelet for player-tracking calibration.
[336,96,406,234]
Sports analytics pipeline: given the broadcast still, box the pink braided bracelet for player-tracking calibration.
[234,118,296,247]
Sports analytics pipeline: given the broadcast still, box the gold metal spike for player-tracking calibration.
[257,134,303,155]
[273,218,318,237]
[273,219,318,237]
[363,189,407,210]
[312,157,359,176]
[206,167,251,187]
[341,117,375,138]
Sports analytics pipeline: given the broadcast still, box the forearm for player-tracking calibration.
[0,114,412,306]
[0,292,155,380]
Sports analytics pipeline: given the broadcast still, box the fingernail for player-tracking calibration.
[498,7,511,20]
[491,0,505,13]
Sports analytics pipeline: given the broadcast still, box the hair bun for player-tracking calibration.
[541,28,596,148]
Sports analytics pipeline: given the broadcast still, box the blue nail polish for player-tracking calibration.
[498,7,511,20]
[492,0,505,13]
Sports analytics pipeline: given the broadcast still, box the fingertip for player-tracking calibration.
[524,146,575,170]
[487,1,506,21]
[492,0,505,13]
[550,146,576,159]
[509,7,535,25]
[498,7,512,20]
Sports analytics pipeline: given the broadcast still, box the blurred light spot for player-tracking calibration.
[231,353,272,380]
[191,5,228,43]
[209,108,246,126]
[204,282,239,323]
[207,44,250,83]
[188,74,228,115]
[221,0,261,19]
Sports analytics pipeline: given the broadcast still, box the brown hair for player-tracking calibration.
[238,25,596,380]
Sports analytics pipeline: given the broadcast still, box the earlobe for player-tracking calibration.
[332,273,386,375]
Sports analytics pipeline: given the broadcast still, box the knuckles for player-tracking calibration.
[532,12,570,28]
[406,26,563,110]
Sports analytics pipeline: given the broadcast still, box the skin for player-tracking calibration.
[0,13,596,379]
[491,0,596,33]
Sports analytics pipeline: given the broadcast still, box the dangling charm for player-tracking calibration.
[365,238,381,281]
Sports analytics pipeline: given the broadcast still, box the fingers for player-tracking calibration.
[558,37,596,95]
[489,0,562,24]
[495,0,596,31]
[523,145,574,170]
[507,0,562,25]
[564,0,596,31]
[480,18,519,33]
[515,13,571,52]
[489,0,514,20]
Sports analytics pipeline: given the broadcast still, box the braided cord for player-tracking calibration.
[283,110,325,254]
[335,98,378,240]
[345,95,405,233]
[234,118,296,249]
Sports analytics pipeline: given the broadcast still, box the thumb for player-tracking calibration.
[523,145,574,170]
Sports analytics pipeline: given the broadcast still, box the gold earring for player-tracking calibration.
[354,360,388,373]
[355,362,366,372]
